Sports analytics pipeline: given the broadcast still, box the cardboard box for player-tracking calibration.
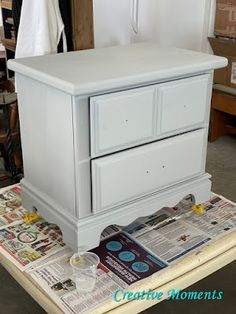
[215,0,236,38]
[209,36,236,88]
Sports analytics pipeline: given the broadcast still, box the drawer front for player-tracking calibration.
[159,74,210,135]
[90,86,156,157]
[92,129,206,212]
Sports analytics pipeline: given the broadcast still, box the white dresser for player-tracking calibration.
[8,43,227,250]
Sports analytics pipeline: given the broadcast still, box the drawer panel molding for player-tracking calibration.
[92,129,207,212]
[90,74,210,158]
[90,86,157,157]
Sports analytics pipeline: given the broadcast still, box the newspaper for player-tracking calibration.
[100,225,122,240]
[29,253,124,314]
[122,195,194,238]
[28,232,167,314]
[27,246,74,271]
[184,195,236,238]
[1,184,236,313]
[91,232,167,286]
[27,195,236,314]
[0,218,67,270]
[27,225,121,272]
[124,194,236,264]
[0,185,26,227]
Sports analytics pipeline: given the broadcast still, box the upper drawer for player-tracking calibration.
[90,74,211,157]
[90,86,156,157]
[158,74,210,135]
[92,129,206,213]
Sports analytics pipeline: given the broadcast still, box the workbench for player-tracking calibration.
[1,229,236,313]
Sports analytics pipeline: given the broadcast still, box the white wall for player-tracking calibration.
[94,0,216,52]
[94,0,133,47]
[134,0,205,51]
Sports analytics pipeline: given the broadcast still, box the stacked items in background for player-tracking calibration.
[208,1,236,141]
[210,0,236,88]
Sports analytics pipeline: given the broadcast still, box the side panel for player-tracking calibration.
[73,96,92,218]
[16,74,76,216]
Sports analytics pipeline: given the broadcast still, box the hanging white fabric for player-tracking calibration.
[15,0,67,59]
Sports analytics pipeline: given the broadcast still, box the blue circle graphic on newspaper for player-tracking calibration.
[131,261,149,273]
[106,241,122,252]
[118,251,136,262]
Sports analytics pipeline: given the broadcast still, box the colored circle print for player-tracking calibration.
[106,241,122,252]
[132,261,149,273]
[118,251,135,262]
[17,231,38,243]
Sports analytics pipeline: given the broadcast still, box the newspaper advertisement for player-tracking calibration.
[27,224,121,272]
[29,253,124,314]
[124,194,236,264]
[91,232,167,286]
[0,185,26,227]
[122,195,194,239]
[100,224,122,240]
[183,195,236,237]
[135,219,211,264]
[26,246,74,271]
[27,194,236,314]
[29,232,167,314]
[0,218,66,270]
[1,182,235,314]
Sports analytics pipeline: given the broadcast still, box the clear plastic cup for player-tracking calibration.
[70,252,100,292]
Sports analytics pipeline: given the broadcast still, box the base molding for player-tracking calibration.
[21,174,211,251]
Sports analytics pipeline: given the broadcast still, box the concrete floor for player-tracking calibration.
[0,135,235,314]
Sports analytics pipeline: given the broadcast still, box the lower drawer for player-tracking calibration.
[92,129,207,212]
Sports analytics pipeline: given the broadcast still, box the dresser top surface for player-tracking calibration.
[8,42,227,96]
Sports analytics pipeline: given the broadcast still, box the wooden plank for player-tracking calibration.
[212,90,236,116]
[209,109,228,142]
[70,0,94,51]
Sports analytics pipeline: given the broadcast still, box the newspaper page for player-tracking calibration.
[183,194,236,238]
[27,224,121,272]
[91,232,167,286]
[135,219,211,264]
[27,194,236,314]
[29,253,124,314]
[0,218,66,270]
[1,182,236,314]
[0,185,27,227]
[122,195,194,239]
[29,231,168,314]
[26,246,74,272]
[100,225,122,240]
[125,194,236,264]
